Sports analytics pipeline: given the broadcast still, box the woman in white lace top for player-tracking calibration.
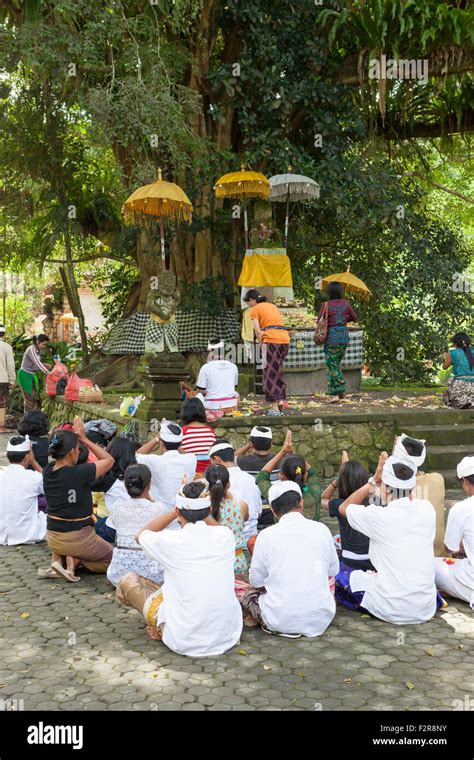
[106,464,169,587]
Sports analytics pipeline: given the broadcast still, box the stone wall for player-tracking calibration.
[214,419,397,479]
[43,396,398,481]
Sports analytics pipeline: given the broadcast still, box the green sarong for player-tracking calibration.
[17,368,40,396]
[323,343,347,396]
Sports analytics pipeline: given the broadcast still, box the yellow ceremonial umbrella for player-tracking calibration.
[322,267,372,301]
[122,169,193,267]
[215,166,270,249]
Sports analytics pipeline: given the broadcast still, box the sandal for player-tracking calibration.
[37,567,59,579]
[50,561,81,583]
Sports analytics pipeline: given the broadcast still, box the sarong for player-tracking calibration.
[0,382,9,409]
[116,572,164,639]
[18,369,41,412]
[336,561,447,612]
[323,343,347,396]
[262,343,289,402]
[47,526,112,573]
[443,376,474,409]
[237,577,336,627]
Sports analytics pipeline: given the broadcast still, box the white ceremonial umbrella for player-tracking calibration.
[269,173,320,247]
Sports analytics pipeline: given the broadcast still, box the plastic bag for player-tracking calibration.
[46,357,69,397]
[119,396,136,417]
[64,371,80,402]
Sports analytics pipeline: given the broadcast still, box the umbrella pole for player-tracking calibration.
[243,200,249,250]
[284,190,290,249]
[160,218,166,271]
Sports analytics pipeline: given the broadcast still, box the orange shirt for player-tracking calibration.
[250,302,290,344]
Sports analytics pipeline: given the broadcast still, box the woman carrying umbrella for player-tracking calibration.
[17,335,51,413]
[244,289,290,416]
[319,283,357,403]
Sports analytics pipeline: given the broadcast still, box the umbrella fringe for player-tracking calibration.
[215,183,270,199]
[122,202,193,225]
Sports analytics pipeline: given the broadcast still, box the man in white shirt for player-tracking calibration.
[209,440,262,542]
[434,457,474,608]
[196,340,239,411]
[0,435,46,545]
[394,433,446,556]
[338,456,440,625]
[136,419,196,510]
[116,480,242,657]
[0,326,15,432]
[239,481,339,638]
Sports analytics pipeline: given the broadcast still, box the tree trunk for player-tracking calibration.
[59,225,89,359]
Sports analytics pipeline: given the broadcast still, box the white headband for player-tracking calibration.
[160,419,183,443]
[457,456,474,479]
[207,340,224,351]
[268,480,302,505]
[250,425,272,440]
[382,456,416,491]
[195,392,206,405]
[7,435,31,453]
[175,492,211,511]
[209,442,234,457]
[394,433,426,468]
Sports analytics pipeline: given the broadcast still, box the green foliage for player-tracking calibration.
[180,276,234,316]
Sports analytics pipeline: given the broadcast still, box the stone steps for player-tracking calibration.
[405,424,474,446]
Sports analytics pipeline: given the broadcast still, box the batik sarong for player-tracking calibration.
[262,343,289,402]
[443,377,474,409]
[47,526,112,573]
[323,343,347,396]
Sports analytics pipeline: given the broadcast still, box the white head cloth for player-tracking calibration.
[394,433,426,468]
[175,482,211,511]
[268,480,302,505]
[250,425,272,440]
[7,435,31,453]
[457,456,474,479]
[209,441,234,457]
[195,392,206,405]
[160,419,183,443]
[207,339,224,351]
[382,456,416,491]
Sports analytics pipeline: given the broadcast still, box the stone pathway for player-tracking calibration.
[0,435,472,712]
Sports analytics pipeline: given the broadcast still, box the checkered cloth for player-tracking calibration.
[103,310,241,354]
[285,330,364,370]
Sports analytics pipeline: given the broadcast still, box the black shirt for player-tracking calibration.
[30,436,49,469]
[43,462,97,533]
[329,497,375,571]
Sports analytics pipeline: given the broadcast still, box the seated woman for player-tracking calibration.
[42,417,115,582]
[443,332,474,409]
[180,397,216,476]
[255,430,322,521]
[107,464,169,587]
[205,463,249,576]
[321,452,375,609]
[18,410,50,468]
[92,435,139,543]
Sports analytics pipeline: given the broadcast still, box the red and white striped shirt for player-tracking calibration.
[181,425,217,474]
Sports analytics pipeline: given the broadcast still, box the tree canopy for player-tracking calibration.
[0,0,472,380]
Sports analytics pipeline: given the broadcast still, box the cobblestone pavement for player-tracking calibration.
[0,440,472,712]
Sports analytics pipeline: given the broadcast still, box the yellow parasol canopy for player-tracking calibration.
[121,169,193,226]
[322,268,372,301]
[122,169,193,267]
[214,168,270,199]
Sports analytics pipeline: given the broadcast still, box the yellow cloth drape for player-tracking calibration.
[241,308,254,342]
[238,249,293,288]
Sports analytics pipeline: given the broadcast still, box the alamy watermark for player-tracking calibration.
[369,55,428,84]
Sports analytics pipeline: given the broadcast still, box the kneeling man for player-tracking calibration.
[239,481,339,638]
[337,456,440,624]
[116,480,242,657]
[434,456,473,608]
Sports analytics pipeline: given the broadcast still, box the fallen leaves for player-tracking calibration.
[406,682,415,690]
[19,612,30,619]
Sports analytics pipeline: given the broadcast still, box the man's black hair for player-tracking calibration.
[270,490,301,515]
[250,427,272,452]
[179,507,211,523]
[210,440,235,463]
[464,474,474,486]
[6,436,29,465]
